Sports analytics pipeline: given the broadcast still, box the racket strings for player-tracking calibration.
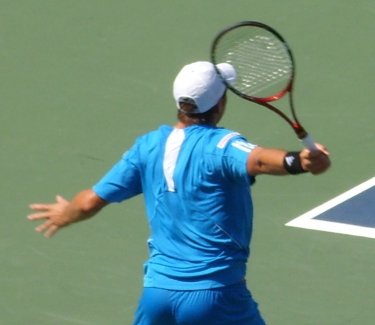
[215,29,293,98]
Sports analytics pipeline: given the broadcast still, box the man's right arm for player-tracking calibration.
[247,145,331,176]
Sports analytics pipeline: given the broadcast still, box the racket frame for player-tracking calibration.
[211,21,315,147]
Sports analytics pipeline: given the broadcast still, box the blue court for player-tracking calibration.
[287,177,375,239]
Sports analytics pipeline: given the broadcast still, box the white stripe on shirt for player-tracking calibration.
[163,128,185,192]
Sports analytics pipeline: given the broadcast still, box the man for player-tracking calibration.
[28,61,330,324]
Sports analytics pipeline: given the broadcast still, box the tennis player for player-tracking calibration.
[28,61,330,324]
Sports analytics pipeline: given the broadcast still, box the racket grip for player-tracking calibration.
[300,134,318,151]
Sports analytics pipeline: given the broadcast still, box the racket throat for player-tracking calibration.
[292,123,308,139]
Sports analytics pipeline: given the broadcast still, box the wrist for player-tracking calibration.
[283,151,307,175]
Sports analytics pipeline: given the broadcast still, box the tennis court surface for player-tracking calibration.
[1,0,374,324]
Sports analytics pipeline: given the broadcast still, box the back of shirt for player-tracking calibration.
[93,124,257,290]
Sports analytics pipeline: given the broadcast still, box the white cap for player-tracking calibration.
[173,61,236,114]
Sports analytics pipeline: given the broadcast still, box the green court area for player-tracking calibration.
[1,0,374,324]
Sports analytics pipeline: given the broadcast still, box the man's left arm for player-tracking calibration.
[28,189,108,238]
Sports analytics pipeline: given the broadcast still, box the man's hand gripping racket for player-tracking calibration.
[211,21,317,150]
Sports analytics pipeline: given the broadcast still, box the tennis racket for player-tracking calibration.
[211,21,317,150]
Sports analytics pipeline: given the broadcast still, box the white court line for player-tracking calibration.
[286,177,375,239]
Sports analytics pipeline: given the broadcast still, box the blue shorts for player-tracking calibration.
[132,282,266,325]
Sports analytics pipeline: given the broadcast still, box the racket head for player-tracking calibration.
[211,21,295,103]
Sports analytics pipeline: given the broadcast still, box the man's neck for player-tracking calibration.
[174,121,217,129]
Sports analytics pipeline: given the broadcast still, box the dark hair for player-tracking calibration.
[177,92,226,125]
[177,102,220,125]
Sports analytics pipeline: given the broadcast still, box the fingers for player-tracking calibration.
[310,157,331,174]
[317,143,330,156]
[44,224,59,238]
[302,144,329,158]
[27,211,51,221]
[27,202,54,221]
[34,220,60,238]
[27,195,68,238]
[300,143,331,175]
[305,154,331,174]
[29,203,50,211]
[35,219,53,233]
[56,195,69,204]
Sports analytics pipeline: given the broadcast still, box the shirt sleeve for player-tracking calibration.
[220,135,257,185]
[92,144,142,203]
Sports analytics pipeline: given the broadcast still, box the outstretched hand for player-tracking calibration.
[27,189,108,238]
[27,195,71,238]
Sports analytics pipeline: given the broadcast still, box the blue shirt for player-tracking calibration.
[93,125,257,290]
